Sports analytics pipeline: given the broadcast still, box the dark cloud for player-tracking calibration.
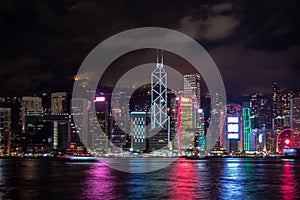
[209,43,300,95]
[0,0,299,98]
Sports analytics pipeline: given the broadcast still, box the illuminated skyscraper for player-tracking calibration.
[150,50,170,152]
[250,93,267,129]
[224,104,242,152]
[242,107,251,151]
[291,97,300,131]
[21,96,43,129]
[21,96,43,153]
[272,82,282,118]
[183,73,201,107]
[281,91,294,127]
[206,92,225,152]
[151,49,168,129]
[93,96,109,153]
[72,98,89,148]
[0,107,11,154]
[130,111,147,151]
[51,92,67,114]
[176,97,194,154]
[195,108,205,152]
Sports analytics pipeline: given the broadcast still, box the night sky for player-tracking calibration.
[0,0,299,98]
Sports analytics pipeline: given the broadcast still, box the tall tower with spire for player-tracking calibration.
[149,50,169,151]
[151,49,168,129]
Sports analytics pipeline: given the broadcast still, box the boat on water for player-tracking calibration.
[183,155,209,160]
[55,154,99,162]
[55,144,98,162]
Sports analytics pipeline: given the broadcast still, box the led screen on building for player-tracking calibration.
[228,124,239,133]
[228,117,239,123]
[228,133,239,139]
[226,116,240,139]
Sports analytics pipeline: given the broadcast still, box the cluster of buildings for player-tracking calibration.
[1,53,300,157]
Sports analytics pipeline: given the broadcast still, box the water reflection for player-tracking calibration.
[1,158,300,199]
[280,161,299,200]
[167,159,198,200]
[82,163,120,200]
[219,159,246,199]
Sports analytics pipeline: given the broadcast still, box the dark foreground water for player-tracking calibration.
[0,158,300,200]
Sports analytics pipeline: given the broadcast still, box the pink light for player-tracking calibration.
[94,96,105,102]
[284,139,290,145]
[177,97,181,154]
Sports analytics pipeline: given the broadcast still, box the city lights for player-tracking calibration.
[284,139,290,145]
[94,96,105,102]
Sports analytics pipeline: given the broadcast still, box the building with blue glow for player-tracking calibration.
[195,108,205,152]
[130,111,147,152]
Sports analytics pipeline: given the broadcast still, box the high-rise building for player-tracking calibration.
[250,93,267,129]
[176,97,194,154]
[72,98,89,146]
[150,50,169,152]
[130,111,147,152]
[41,113,72,151]
[264,130,277,153]
[51,92,68,114]
[168,94,178,152]
[183,73,201,107]
[151,49,168,129]
[224,104,242,153]
[21,97,43,129]
[206,92,225,152]
[21,97,43,153]
[195,108,205,152]
[111,92,131,151]
[281,91,294,127]
[291,97,300,131]
[242,107,251,151]
[0,107,11,154]
[72,97,107,153]
[272,82,282,118]
[94,96,109,153]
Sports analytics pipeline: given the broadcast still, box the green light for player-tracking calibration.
[242,108,251,151]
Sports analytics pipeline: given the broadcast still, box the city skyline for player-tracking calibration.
[0,1,299,97]
[1,2,300,199]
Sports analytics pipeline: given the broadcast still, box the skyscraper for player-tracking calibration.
[51,92,67,114]
[21,96,43,153]
[151,49,168,129]
[281,91,294,127]
[150,50,169,152]
[250,93,267,129]
[21,96,43,126]
[291,97,300,131]
[224,104,242,152]
[272,82,282,118]
[206,92,225,152]
[195,108,205,152]
[242,107,251,151]
[176,96,194,154]
[0,107,11,154]
[183,73,201,107]
[130,111,147,152]
[94,96,110,154]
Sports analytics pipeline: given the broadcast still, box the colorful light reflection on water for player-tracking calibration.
[1,158,300,199]
[280,161,299,200]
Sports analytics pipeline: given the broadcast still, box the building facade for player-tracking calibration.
[0,107,11,154]
[130,111,147,152]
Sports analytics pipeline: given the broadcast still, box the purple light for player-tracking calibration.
[94,96,105,102]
